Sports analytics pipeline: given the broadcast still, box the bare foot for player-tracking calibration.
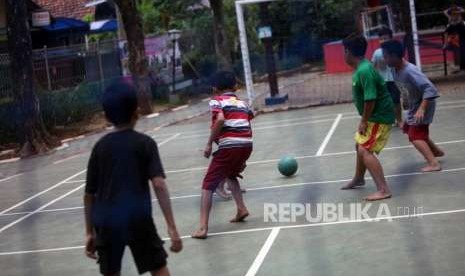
[230,210,249,223]
[364,191,392,201]
[421,164,442,172]
[341,179,366,190]
[191,228,208,239]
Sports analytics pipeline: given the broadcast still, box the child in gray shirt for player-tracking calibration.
[382,40,445,172]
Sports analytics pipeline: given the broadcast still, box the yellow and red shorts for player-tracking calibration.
[354,122,392,154]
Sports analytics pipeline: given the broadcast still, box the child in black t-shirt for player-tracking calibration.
[84,80,182,276]
[444,6,465,71]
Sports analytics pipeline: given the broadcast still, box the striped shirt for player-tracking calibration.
[210,92,253,149]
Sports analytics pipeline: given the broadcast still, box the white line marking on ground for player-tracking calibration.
[0,173,23,183]
[53,153,86,165]
[158,133,180,146]
[0,169,87,216]
[316,114,343,156]
[55,143,69,151]
[145,103,465,141]
[0,134,181,230]
[0,158,20,164]
[5,166,465,218]
[2,208,465,256]
[0,184,85,234]
[202,97,211,102]
[64,180,86,184]
[146,113,160,119]
[164,138,465,174]
[172,105,189,112]
[245,227,281,276]
[61,136,85,144]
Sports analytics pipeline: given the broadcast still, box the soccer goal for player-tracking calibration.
[235,0,280,106]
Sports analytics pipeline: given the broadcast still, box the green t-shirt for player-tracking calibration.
[352,59,395,125]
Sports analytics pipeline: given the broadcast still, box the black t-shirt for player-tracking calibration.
[85,129,165,228]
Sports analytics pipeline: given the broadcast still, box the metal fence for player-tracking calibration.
[0,40,122,99]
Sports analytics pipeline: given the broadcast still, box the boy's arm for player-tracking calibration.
[151,177,182,253]
[204,111,225,158]
[359,101,376,135]
[414,99,429,123]
[83,149,99,259]
[359,71,378,135]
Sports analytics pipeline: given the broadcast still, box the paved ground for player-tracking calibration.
[1,94,465,275]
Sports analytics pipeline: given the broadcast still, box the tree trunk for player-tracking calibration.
[114,0,153,115]
[6,0,58,157]
[209,0,233,70]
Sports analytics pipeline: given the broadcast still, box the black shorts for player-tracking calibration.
[95,221,168,275]
[386,81,401,104]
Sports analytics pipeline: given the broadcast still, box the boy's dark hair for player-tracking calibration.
[211,71,237,91]
[342,35,368,58]
[381,40,405,59]
[378,27,393,38]
[102,79,138,126]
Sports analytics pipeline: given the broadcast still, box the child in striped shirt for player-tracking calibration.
[192,71,254,239]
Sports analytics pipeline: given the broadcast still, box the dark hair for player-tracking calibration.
[381,40,405,59]
[342,35,367,58]
[211,71,237,91]
[378,27,393,38]
[102,79,138,126]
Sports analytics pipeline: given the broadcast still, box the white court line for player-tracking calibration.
[0,134,181,231]
[148,101,465,139]
[316,114,343,156]
[164,138,465,174]
[64,180,86,184]
[0,184,86,234]
[146,113,160,119]
[172,105,189,112]
[0,173,23,184]
[158,133,181,146]
[0,169,87,216]
[3,166,465,218]
[245,227,281,276]
[53,153,86,165]
[1,208,465,256]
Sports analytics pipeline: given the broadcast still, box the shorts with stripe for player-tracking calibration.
[354,122,392,154]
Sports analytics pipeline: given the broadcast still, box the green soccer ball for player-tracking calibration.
[278,156,298,177]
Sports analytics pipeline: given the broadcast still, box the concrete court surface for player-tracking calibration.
[0,95,465,276]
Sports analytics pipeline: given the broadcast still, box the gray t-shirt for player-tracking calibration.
[393,62,439,125]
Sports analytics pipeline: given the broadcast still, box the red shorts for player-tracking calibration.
[202,147,252,191]
[403,124,430,142]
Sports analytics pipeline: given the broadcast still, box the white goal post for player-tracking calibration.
[235,0,280,106]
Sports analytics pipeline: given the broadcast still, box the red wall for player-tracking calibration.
[323,35,454,74]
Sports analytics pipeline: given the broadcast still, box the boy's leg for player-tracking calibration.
[394,104,403,127]
[358,146,392,201]
[192,189,214,239]
[151,266,170,276]
[411,140,441,172]
[407,125,441,172]
[427,139,445,157]
[228,178,249,223]
[341,144,366,190]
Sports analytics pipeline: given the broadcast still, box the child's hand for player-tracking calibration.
[85,234,97,260]
[414,109,425,123]
[358,121,368,135]
[168,228,183,253]
[204,144,213,158]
